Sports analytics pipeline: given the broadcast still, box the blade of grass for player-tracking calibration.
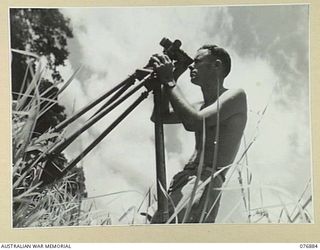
[37,97,58,120]
[292,196,312,223]
[166,165,233,224]
[83,190,143,200]
[243,135,252,223]
[199,82,221,223]
[13,87,40,162]
[203,162,251,222]
[14,181,42,201]
[289,178,311,219]
[276,193,293,223]
[11,49,39,59]
[16,61,31,102]
[13,91,59,104]
[119,206,135,222]
[182,118,206,223]
[237,165,248,214]
[16,65,43,111]
[157,180,178,224]
[57,65,82,95]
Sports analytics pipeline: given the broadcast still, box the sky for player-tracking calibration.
[56,5,311,225]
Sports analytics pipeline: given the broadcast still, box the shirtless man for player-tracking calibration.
[150,45,247,223]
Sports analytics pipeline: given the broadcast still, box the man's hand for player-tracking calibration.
[151,54,174,84]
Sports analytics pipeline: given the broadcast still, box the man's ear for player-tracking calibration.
[214,59,222,69]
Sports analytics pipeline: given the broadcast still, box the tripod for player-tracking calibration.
[37,65,169,222]
[37,38,193,223]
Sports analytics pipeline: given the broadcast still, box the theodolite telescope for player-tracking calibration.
[160,37,194,65]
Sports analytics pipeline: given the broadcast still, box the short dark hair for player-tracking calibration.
[199,45,231,78]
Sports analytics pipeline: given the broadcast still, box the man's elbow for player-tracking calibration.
[183,123,195,131]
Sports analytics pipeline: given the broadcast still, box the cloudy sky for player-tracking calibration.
[56,4,311,225]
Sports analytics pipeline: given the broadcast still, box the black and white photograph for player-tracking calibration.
[10,4,312,227]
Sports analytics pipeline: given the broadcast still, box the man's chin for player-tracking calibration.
[191,78,200,86]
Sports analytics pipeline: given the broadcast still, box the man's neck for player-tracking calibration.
[201,79,226,105]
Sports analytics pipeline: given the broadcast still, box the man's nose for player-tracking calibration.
[188,65,194,70]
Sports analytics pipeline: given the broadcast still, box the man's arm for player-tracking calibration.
[150,54,189,124]
[164,85,247,131]
[150,87,182,124]
[150,53,247,130]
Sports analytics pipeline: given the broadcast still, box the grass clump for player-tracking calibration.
[12,51,87,228]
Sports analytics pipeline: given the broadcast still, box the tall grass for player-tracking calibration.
[12,51,87,227]
[155,86,313,224]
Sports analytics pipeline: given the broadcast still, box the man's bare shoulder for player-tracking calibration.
[225,88,246,99]
[206,88,247,109]
[228,88,246,109]
[200,88,247,125]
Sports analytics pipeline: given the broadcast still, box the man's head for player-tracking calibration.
[189,45,231,86]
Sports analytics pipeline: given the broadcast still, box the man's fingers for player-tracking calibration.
[159,55,167,64]
[151,54,172,64]
[154,54,168,64]
[151,55,161,64]
[151,54,173,71]
[163,55,171,63]
[153,61,160,68]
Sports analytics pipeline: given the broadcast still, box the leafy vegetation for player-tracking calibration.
[12,51,87,227]
[10,8,73,135]
[11,8,88,228]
